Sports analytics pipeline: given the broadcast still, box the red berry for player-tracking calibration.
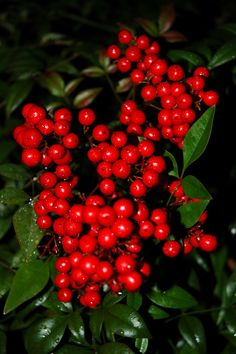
[98,228,117,249]
[113,198,134,218]
[117,57,132,73]
[125,46,142,62]
[150,59,168,76]
[57,288,72,302]
[55,257,71,273]
[118,29,133,44]
[130,69,145,84]
[99,178,115,196]
[199,234,217,252]
[107,44,121,59]
[54,107,72,122]
[136,35,150,49]
[129,180,147,197]
[121,271,142,292]
[141,85,156,101]
[54,273,71,288]
[202,91,219,106]
[37,215,52,229]
[167,64,185,81]
[115,254,136,274]
[39,172,57,189]
[78,108,96,126]
[154,223,170,240]
[112,218,134,239]
[162,240,181,257]
[62,133,79,149]
[92,124,110,141]
[21,148,41,166]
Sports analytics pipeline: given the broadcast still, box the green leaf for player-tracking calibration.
[179,316,206,354]
[148,305,170,319]
[104,304,150,339]
[0,216,12,239]
[36,72,65,97]
[126,292,142,310]
[178,343,199,354]
[0,266,14,299]
[98,342,135,354]
[64,78,84,96]
[89,308,104,342]
[82,66,105,77]
[135,338,149,353]
[164,150,179,177]
[223,269,236,306]
[0,330,7,354]
[103,291,127,307]
[182,175,212,200]
[6,80,33,117]
[24,315,67,354]
[42,292,72,313]
[68,310,86,344]
[167,50,204,66]
[178,200,209,228]
[73,87,103,108]
[183,106,216,173]
[0,187,29,205]
[147,285,197,309]
[135,18,159,37]
[3,259,49,314]
[158,4,176,33]
[0,163,31,182]
[55,345,94,354]
[225,309,236,335]
[208,39,236,69]
[13,204,45,261]
[116,78,132,93]
[219,23,236,35]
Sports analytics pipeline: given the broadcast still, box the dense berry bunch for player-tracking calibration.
[13,29,218,308]
[107,29,219,149]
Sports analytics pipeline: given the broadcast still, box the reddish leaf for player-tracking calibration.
[158,4,176,34]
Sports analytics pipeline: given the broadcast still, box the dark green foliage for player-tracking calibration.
[0,1,236,353]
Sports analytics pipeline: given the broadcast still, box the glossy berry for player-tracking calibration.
[162,240,181,257]
[199,234,217,252]
[78,108,96,126]
[57,288,72,302]
[118,29,133,44]
[107,44,121,59]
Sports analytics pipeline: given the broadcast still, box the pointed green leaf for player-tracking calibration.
[104,304,150,339]
[148,305,170,319]
[225,309,236,335]
[89,308,104,342]
[82,66,105,77]
[13,204,45,261]
[24,315,67,354]
[36,72,65,97]
[116,78,132,93]
[0,163,31,182]
[178,200,209,228]
[208,39,236,69]
[73,87,103,108]
[64,78,84,96]
[219,23,236,35]
[103,291,127,307]
[167,50,204,66]
[182,175,212,200]
[42,292,72,313]
[6,80,33,117]
[135,18,159,37]
[0,187,29,205]
[135,338,149,353]
[164,150,179,177]
[158,4,176,33]
[0,216,12,239]
[126,292,142,310]
[68,310,86,344]
[98,342,135,354]
[183,106,215,173]
[0,266,14,299]
[147,285,197,309]
[179,316,206,354]
[3,259,49,314]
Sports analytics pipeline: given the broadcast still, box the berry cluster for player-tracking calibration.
[13,29,218,308]
[107,29,219,149]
